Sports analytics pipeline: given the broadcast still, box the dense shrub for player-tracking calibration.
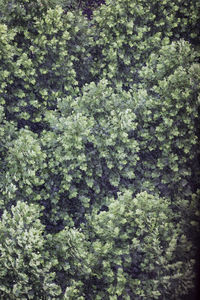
[0,201,61,299]
[0,1,91,131]
[51,0,105,18]
[0,0,199,299]
[1,128,46,210]
[0,105,17,212]
[90,0,200,88]
[47,226,91,297]
[61,191,195,299]
[41,79,139,227]
[132,40,200,201]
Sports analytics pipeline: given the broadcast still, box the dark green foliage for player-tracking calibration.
[0,201,61,299]
[0,0,48,28]
[90,0,200,88]
[133,40,200,200]
[1,128,46,209]
[0,0,199,299]
[0,4,76,130]
[41,80,139,226]
[0,1,91,131]
[84,191,195,299]
[50,0,105,18]
[47,226,91,297]
[53,191,195,299]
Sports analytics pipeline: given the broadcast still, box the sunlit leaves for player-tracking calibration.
[82,191,195,299]
[42,80,139,224]
[0,201,61,299]
[90,0,200,88]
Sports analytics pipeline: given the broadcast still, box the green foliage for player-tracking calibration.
[0,103,17,210]
[0,0,48,28]
[0,201,61,299]
[42,79,139,225]
[49,0,105,17]
[133,40,200,200]
[0,1,91,131]
[2,5,77,129]
[47,226,92,298]
[58,191,195,299]
[87,191,195,299]
[0,24,15,107]
[90,0,200,87]
[1,128,46,209]
[0,0,199,299]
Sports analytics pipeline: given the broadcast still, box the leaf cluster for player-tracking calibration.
[0,0,199,299]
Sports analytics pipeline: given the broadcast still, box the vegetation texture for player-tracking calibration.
[0,0,199,299]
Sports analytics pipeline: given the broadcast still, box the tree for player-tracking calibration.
[0,0,90,132]
[62,191,195,299]
[1,128,46,211]
[89,0,200,88]
[0,201,61,299]
[133,40,200,202]
[0,0,199,298]
[41,79,139,228]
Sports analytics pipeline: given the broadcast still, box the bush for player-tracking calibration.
[1,128,46,210]
[41,79,139,227]
[133,40,200,201]
[90,0,200,88]
[62,191,195,299]
[0,0,199,298]
[0,1,91,132]
[47,226,91,297]
[0,201,61,299]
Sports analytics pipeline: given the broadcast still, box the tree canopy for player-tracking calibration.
[0,0,199,299]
